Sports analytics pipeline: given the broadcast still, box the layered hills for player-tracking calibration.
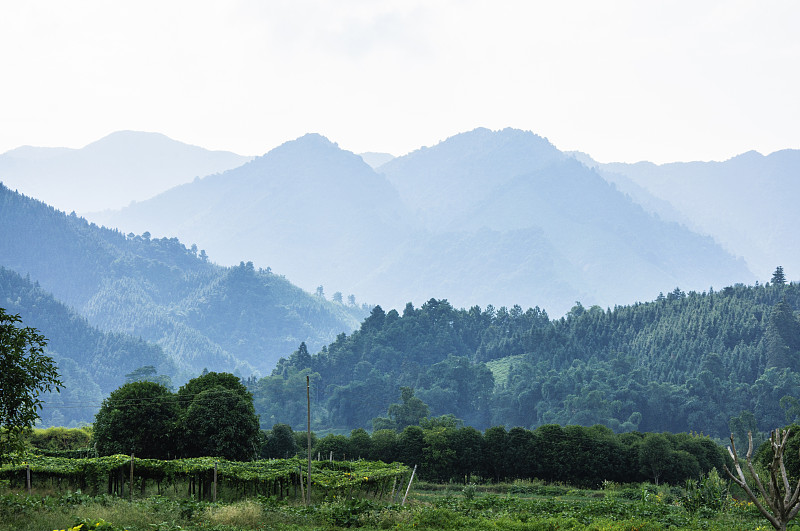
[92,128,754,316]
[582,149,800,279]
[0,184,367,385]
[0,266,172,426]
[3,126,798,436]
[0,131,252,213]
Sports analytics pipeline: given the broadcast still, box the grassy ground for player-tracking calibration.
[0,479,788,530]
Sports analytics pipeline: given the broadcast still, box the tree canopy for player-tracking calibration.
[248,282,800,439]
[94,372,260,461]
[93,381,178,459]
[0,308,62,462]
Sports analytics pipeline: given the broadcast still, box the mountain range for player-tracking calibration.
[577,150,800,278]
[1,126,799,433]
[0,184,367,383]
[90,127,757,316]
[0,131,252,213]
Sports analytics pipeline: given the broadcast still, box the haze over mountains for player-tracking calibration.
[0,184,366,379]
[0,131,252,213]
[1,126,798,431]
[579,150,800,279]
[90,127,759,316]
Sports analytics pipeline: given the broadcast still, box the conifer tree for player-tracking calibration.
[773,266,787,286]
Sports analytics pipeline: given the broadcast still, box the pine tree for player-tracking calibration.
[772,266,787,285]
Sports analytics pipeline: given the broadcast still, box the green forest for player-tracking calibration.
[250,277,800,441]
[4,181,800,444]
[0,183,368,425]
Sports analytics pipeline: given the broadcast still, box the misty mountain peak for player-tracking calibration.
[250,132,374,178]
[379,127,566,225]
[0,131,251,214]
[83,130,184,154]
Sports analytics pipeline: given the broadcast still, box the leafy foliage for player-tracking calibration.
[94,372,260,461]
[252,282,800,440]
[0,454,409,501]
[93,381,178,459]
[0,308,62,461]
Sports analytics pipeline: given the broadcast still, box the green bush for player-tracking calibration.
[322,498,376,527]
[680,468,729,515]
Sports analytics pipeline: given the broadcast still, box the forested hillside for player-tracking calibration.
[0,267,173,426]
[251,278,800,439]
[0,183,368,382]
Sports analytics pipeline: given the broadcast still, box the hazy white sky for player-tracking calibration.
[1,0,798,163]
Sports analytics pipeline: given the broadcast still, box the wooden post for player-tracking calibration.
[130,454,134,502]
[26,464,31,495]
[306,374,312,505]
[213,461,218,502]
[298,467,305,502]
[401,465,417,506]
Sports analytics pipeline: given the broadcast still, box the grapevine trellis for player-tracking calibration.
[0,455,410,502]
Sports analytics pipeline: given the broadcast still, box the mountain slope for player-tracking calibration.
[0,266,175,426]
[595,149,800,278]
[91,133,412,300]
[378,128,754,310]
[379,127,565,229]
[0,183,366,378]
[452,158,750,307]
[252,283,800,439]
[90,128,755,316]
[0,131,252,213]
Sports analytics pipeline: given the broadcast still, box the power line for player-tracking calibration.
[40,389,253,409]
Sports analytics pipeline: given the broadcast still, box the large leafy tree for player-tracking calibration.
[639,433,673,485]
[94,371,260,461]
[177,371,260,460]
[0,308,62,462]
[182,386,260,460]
[93,381,178,459]
[177,371,251,404]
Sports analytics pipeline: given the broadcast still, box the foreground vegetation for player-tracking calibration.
[0,478,779,531]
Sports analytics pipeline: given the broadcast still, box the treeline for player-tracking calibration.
[23,420,724,488]
[249,279,800,439]
[260,421,726,487]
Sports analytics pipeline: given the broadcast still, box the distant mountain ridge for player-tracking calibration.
[587,149,800,279]
[91,127,754,316]
[0,131,252,213]
[0,183,367,381]
[91,133,413,302]
[0,266,174,426]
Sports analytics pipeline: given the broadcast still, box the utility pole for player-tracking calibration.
[307,374,312,505]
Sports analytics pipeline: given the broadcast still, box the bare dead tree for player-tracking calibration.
[724,429,800,531]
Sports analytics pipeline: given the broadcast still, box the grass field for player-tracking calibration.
[0,478,786,530]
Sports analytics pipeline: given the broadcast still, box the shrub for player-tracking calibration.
[680,468,728,515]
